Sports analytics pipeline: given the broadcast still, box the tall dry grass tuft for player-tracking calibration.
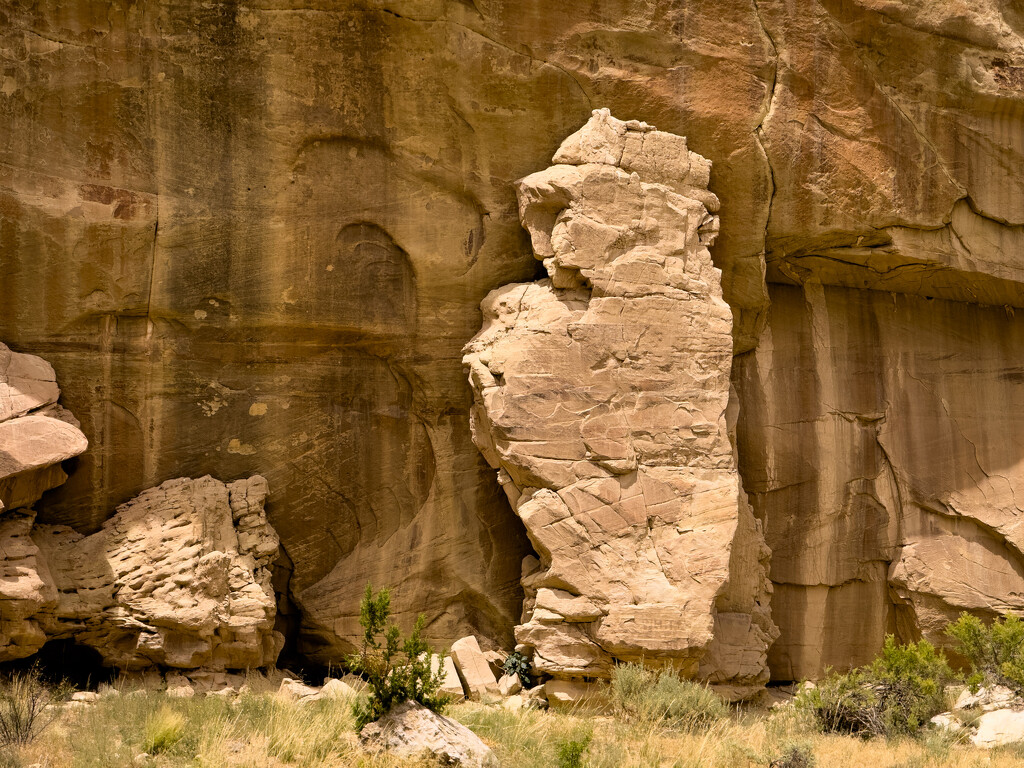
[611,662,727,730]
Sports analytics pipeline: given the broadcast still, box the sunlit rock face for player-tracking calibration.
[736,286,1024,681]
[2,0,1023,674]
[0,475,281,670]
[0,343,88,512]
[464,111,776,695]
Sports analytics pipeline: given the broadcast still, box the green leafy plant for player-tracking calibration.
[502,651,532,688]
[797,636,954,737]
[557,730,592,768]
[347,582,450,729]
[947,612,1024,693]
[611,662,726,730]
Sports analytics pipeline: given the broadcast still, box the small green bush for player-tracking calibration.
[611,662,727,730]
[557,730,592,768]
[143,705,185,754]
[769,741,815,768]
[348,582,449,729]
[797,636,954,737]
[947,612,1024,693]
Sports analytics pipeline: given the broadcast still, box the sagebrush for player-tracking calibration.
[797,635,954,737]
[947,612,1024,693]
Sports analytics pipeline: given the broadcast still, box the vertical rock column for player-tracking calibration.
[463,110,776,695]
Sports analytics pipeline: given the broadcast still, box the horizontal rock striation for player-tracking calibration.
[464,111,776,694]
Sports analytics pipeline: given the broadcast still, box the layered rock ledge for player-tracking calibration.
[0,343,88,512]
[464,110,777,694]
[0,475,281,669]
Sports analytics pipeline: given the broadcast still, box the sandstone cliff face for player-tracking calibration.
[464,112,775,693]
[0,475,281,669]
[2,0,1023,675]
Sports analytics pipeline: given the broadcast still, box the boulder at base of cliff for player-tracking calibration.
[359,700,498,767]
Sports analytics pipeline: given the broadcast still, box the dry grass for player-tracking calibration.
[5,679,1024,768]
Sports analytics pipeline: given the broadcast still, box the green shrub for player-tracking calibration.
[348,582,449,729]
[557,730,592,768]
[611,662,727,730]
[769,741,815,768]
[143,704,185,754]
[797,636,954,737]
[947,612,1024,692]
[502,651,532,688]
[0,669,66,747]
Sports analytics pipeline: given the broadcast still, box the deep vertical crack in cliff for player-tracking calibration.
[751,0,779,261]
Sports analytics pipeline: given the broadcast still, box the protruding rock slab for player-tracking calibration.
[360,699,498,767]
[450,635,499,700]
[463,110,776,691]
[0,475,282,669]
[0,343,87,511]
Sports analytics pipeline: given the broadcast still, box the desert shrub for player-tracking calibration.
[502,651,532,688]
[611,662,727,730]
[769,741,815,768]
[797,636,954,737]
[557,729,592,768]
[348,582,449,729]
[947,612,1024,692]
[0,668,67,747]
[143,704,185,754]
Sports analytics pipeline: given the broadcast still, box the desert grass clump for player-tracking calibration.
[611,662,727,730]
[143,704,185,754]
[348,582,450,729]
[0,668,67,748]
[797,635,954,737]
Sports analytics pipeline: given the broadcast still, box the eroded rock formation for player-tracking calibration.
[3,0,1024,680]
[464,111,776,693]
[0,475,281,670]
[0,343,88,512]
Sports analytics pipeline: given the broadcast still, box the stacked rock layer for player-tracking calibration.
[464,111,776,693]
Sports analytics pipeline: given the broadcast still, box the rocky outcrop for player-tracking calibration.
[464,111,776,693]
[0,475,281,669]
[2,1,1024,680]
[0,343,87,512]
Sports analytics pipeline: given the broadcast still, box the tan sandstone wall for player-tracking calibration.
[2,0,1022,670]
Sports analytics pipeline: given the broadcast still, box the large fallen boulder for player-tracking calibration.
[463,110,776,694]
[0,343,87,512]
[360,699,497,767]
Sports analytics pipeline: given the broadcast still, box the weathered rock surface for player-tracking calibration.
[736,286,1024,680]
[0,475,281,669]
[0,343,88,512]
[3,1,1024,682]
[450,635,500,700]
[360,699,498,767]
[973,709,1024,748]
[464,111,776,692]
